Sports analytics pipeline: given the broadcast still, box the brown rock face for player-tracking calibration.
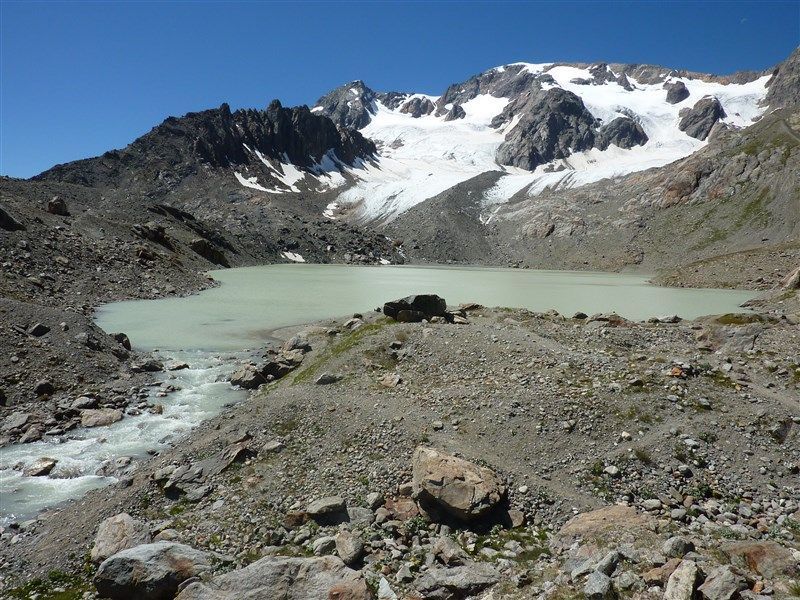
[411,446,505,522]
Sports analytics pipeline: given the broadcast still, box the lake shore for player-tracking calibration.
[1,302,798,598]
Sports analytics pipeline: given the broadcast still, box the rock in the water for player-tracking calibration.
[664,559,700,600]
[174,555,368,600]
[94,541,211,600]
[91,513,152,563]
[679,97,726,140]
[584,571,616,600]
[81,408,124,428]
[131,358,165,373]
[23,457,57,476]
[414,563,500,599]
[411,446,505,522]
[383,294,447,321]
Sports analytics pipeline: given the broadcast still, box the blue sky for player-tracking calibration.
[1,1,797,178]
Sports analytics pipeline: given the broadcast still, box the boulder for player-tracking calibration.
[282,335,312,353]
[23,457,57,476]
[0,205,25,231]
[307,496,347,523]
[584,571,616,600]
[112,332,132,351]
[315,372,341,385]
[230,365,267,389]
[663,536,695,558]
[33,379,54,396]
[28,322,50,337]
[698,566,745,600]
[723,541,800,578]
[383,294,447,322]
[131,358,165,373]
[91,513,152,563]
[414,563,500,599]
[335,530,365,566]
[174,555,369,600]
[94,542,211,600]
[411,446,505,522]
[664,559,701,600]
[47,196,70,216]
[81,408,124,428]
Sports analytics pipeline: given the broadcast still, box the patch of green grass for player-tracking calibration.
[734,188,772,229]
[633,447,653,466]
[292,319,393,384]
[788,581,800,598]
[6,571,91,600]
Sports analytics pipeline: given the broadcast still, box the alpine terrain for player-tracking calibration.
[0,44,798,600]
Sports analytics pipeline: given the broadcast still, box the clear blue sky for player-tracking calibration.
[1,1,797,178]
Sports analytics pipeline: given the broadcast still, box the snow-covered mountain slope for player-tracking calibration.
[310,61,772,223]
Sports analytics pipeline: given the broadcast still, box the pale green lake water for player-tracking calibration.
[95,264,754,351]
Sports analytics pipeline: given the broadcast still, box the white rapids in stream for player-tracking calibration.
[0,351,247,524]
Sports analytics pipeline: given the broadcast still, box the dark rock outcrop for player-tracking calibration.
[495,88,598,169]
[679,97,726,140]
[313,80,378,130]
[597,116,649,150]
[383,294,447,322]
[400,96,435,118]
[0,205,25,231]
[444,104,466,121]
[765,47,800,109]
[665,81,690,104]
[36,101,375,190]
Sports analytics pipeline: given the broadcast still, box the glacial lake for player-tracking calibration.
[1,264,755,523]
[95,264,755,351]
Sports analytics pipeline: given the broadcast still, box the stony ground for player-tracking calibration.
[2,304,797,599]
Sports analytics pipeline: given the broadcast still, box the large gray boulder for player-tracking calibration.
[664,559,701,600]
[383,294,447,322]
[174,555,370,600]
[679,97,726,140]
[411,446,506,522]
[91,513,152,563]
[698,566,745,600]
[94,542,211,600]
[414,563,500,599]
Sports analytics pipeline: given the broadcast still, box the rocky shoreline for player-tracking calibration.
[1,293,798,599]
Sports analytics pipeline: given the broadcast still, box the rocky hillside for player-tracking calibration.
[2,304,798,598]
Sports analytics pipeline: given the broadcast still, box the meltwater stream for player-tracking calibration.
[0,352,246,524]
[0,264,755,523]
